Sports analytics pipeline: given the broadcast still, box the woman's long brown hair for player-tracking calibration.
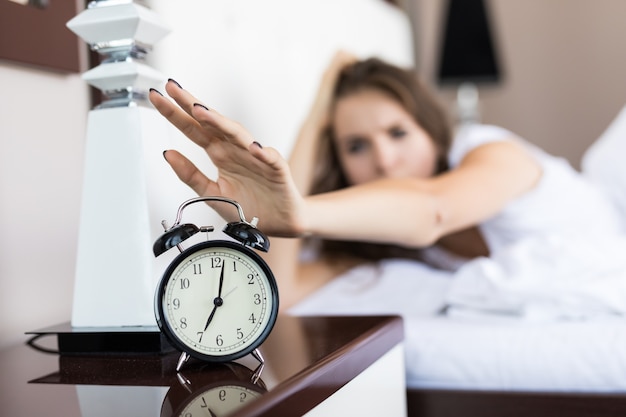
[309,58,453,262]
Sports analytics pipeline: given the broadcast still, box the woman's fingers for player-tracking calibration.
[163,149,216,197]
[248,141,288,174]
[149,88,210,147]
[190,103,256,150]
[151,81,256,151]
[164,79,204,117]
[164,79,249,145]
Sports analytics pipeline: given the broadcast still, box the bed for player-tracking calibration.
[290,104,626,393]
[290,258,626,392]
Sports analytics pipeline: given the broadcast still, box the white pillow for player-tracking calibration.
[581,104,626,224]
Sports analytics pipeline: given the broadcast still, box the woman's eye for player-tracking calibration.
[346,139,368,154]
[389,127,407,139]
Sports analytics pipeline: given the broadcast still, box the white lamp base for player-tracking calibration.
[71,105,184,328]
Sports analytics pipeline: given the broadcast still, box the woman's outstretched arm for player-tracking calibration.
[148,79,541,308]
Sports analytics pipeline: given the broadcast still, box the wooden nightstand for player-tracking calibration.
[3,315,405,416]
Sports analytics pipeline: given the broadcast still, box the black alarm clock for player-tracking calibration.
[153,196,279,372]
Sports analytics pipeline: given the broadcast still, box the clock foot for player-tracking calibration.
[250,349,265,383]
[176,351,191,372]
[176,372,192,392]
[251,348,265,365]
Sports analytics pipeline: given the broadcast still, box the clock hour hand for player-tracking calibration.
[203,303,218,332]
[204,263,225,332]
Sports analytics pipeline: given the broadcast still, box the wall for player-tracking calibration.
[0,61,89,347]
[414,0,626,168]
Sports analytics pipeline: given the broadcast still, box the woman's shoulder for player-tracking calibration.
[448,123,519,167]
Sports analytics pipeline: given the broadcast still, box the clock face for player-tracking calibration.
[156,240,278,362]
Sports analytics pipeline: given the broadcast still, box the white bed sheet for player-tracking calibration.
[404,315,626,392]
[289,259,626,392]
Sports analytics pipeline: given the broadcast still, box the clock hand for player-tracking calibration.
[204,263,226,332]
[217,262,225,298]
[203,303,219,332]
[222,286,238,299]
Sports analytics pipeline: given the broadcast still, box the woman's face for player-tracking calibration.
[331,88,438,185]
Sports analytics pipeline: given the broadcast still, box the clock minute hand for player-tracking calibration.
[217,262,225,298]
[204,263,225,332]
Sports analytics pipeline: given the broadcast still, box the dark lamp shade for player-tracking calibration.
[436,0,502,85]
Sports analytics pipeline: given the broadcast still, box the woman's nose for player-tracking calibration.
[373,142,397,175]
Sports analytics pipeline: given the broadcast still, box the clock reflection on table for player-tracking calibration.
[162,362,266,417]
[29,349,267,417]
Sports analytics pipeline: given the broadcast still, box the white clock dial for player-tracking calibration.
[156,241,278,361]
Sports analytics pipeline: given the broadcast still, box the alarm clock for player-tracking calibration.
[153,196,279,372]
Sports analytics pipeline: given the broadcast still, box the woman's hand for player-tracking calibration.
[304,50,358,131]
[290,50,358,194]
[149,80,305,237]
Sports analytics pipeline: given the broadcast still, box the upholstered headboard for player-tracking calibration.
[148,0,414,183]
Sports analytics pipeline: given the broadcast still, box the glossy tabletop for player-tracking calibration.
[2,315,403,417]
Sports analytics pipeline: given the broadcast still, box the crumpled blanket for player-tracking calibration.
[445,233,626,320]
[289,258,452,318]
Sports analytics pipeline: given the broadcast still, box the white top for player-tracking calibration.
[449,124,624,254]
[441,124,626,319]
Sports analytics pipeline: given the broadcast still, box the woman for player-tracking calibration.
[149,52,622,311]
